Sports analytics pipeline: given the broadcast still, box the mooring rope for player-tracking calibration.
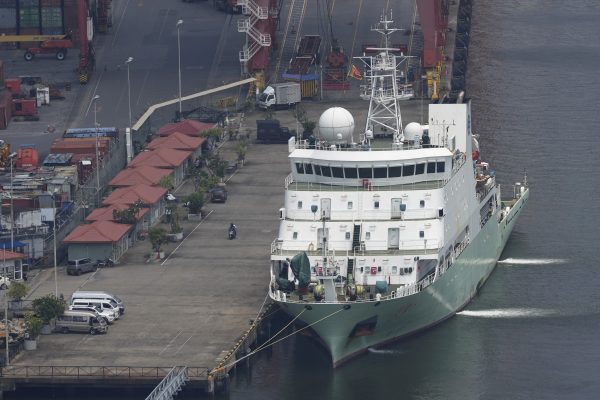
[217,306,347,371]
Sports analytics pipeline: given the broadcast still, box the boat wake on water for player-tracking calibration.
[457,308,556,318]
[498,258,567,265]
[368,348,404,355]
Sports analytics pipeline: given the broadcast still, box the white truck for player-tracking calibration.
[257,82,301,110]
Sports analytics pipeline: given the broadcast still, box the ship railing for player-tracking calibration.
[283,208,440,221]
[293,140,445,152]
[0,366,209,380]
[270,238,440,256]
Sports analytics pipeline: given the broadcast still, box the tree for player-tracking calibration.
[302,120,316,135]
[149,227,168,252]
[157,175,174,190]
[170,206,183,233]
[200,127,223,139]
[7,281,28,302]
[236,139,248,162]
[186,191,205,215]
[32,294,66,324]
[112,199,144,224]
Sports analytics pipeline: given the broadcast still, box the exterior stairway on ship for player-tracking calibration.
[348,224,362,280]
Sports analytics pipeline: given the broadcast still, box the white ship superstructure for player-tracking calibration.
[268,14,529,367]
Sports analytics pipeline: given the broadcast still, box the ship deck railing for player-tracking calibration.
[271,238,441,257]
[283,207,441,221]
[273,236,472,305]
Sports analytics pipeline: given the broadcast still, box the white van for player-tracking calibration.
[71,291,125,315]
[71,299,120,320]
[56,310,108,334]
[68,305,115,324]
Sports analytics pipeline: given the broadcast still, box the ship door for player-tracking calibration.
[391,198,403,219]
[320,198,331,220]
[317,228,329,249]
[388,228,400,249]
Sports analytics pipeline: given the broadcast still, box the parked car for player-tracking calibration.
[56,310,108,334]
[66,258,97,276]
[69,305,115,324]
[209,187,228,203]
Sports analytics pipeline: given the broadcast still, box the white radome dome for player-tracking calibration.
[404,122,423,141]
[318,107,354,144]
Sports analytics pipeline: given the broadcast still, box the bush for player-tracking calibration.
[7,281,28,301]
[32,294,66,324]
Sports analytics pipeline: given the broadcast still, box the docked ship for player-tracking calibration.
[268,15,529,367]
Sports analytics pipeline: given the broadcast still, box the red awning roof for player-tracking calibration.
[129,148,192,169]
[109,165,172,187]
[85,203,150,223]
[158,119,214,137]
[102,184,167,206]
[147,132,206,152]
[0,250,26,261]
[64,221,132,244]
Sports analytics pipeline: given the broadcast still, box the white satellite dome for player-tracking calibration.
[318,107,354,144]
[404,122,423,142]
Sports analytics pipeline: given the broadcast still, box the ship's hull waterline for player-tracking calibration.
[274,189,529,367]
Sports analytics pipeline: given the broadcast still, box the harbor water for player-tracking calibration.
[6,1,600,399]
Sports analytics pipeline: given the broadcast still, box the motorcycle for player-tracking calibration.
[228,227,237,240]
[96,258,115,268]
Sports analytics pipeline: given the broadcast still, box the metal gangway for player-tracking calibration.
[145,366,189,400]
[273,0,308,81]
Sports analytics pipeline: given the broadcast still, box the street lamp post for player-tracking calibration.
[125,57,134,127]
[8,152,17,251]
[176,19,183,118]
[3,250,8,366]
[92,95,100,205]
[52,191,58,297]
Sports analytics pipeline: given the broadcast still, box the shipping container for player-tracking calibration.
[0,89,12,129]
[51,138,109,155]
[0,2,17,30]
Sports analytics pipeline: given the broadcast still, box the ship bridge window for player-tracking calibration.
[427,162,436,173]
[314,165,322,176]
[305,163,313,174]
[344,167,358,179]
[415,163,425,175]
[321,166,332,177]
[374,167,387,179]
[359,167,373,179]
[389,166,402,178]
[331,166,344,178]
[297,201,303,209]
[437,161,446,173]
[403,164,415,176]
[295,163,305,174]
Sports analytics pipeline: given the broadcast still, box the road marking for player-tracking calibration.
[174,330,197,355]
[161,209,214,266]
[111,0,132,48]
[135,70,150,107]
[159,329,184,355]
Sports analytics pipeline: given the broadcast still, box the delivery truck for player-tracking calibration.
[257,83,301,110]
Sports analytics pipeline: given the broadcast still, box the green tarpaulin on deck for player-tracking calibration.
[290,252,311,289]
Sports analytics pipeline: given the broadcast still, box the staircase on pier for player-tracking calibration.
[238,0,272,68]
